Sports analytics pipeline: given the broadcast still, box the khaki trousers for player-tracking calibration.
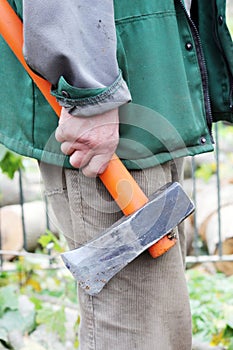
[39,159,192,350]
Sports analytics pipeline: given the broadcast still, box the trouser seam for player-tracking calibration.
[76,170,88,246]
[66,169,86,247]
[87,296,96,350]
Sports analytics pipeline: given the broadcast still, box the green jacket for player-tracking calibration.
[0,0,232,169]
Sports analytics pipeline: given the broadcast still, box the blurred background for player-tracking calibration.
[0,2,233,350]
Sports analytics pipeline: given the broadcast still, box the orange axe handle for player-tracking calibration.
[0,0,176,258]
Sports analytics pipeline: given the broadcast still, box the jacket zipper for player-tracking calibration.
[211,0,233,110]
[176,0,214,142]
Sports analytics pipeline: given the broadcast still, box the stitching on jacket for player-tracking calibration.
[54,74,124,106]
[115,10,176,25]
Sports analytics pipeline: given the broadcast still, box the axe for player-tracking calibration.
[0,0,194,295]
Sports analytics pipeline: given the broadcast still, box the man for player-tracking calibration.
[0,0,232,349]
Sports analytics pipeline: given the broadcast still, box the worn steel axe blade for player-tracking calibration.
[61,182,194,295]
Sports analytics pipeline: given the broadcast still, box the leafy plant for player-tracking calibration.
[0,257,79,349]
[0,145,24,179]
[187,269,233,348]
[0,285,18,318]
[36,305,66,342]
[0,285,36,347]
[38,230,65,254]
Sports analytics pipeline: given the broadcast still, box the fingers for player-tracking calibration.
[60,137,117,173]
[55,107,119,177]
[81,153,112,178]
[69,143,115,177]
[60,141,76,155]
[69,149,94,169]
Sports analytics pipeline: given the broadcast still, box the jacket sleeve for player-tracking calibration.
[22,0,131,116]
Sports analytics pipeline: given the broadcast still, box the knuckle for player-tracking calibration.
[69,153,82,168]
[61,143,70,155]
[79,135,96,148]
[55,128,63,142]
[69,158,80,168]
[82,168,97,178]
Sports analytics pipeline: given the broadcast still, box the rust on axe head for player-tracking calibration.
[61,182,194,295]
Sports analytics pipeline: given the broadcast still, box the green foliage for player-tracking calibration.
[0,146,24,179]
[0,286,36,347]
[0,257,78,348]
[13,256,77,303]
[29,296,43,311]
[73,315,81,349]
[195,163,217,182]
[187,269,233,348]
[38,230,65,253]
[0,286,18,317]
[36,306,66,342]
[2,258,233,348]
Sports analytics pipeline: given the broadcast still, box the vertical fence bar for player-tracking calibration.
[19,169,27,251]
[214,123,223,257]
[45,195,50,231]
[191,156,200,256]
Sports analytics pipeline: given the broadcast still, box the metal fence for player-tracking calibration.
[186,122,233,268]
[0,122,233,272]
[0,166,59,270]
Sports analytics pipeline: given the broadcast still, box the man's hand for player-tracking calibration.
[55,107,119,177]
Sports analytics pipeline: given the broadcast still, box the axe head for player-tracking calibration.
[61,182,194,295]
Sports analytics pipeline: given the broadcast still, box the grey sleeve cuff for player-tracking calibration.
[51,71,132,117]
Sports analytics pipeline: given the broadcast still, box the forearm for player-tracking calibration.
[23,0,131,116]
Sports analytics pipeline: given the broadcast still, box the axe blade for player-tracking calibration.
[61,182,194,295]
